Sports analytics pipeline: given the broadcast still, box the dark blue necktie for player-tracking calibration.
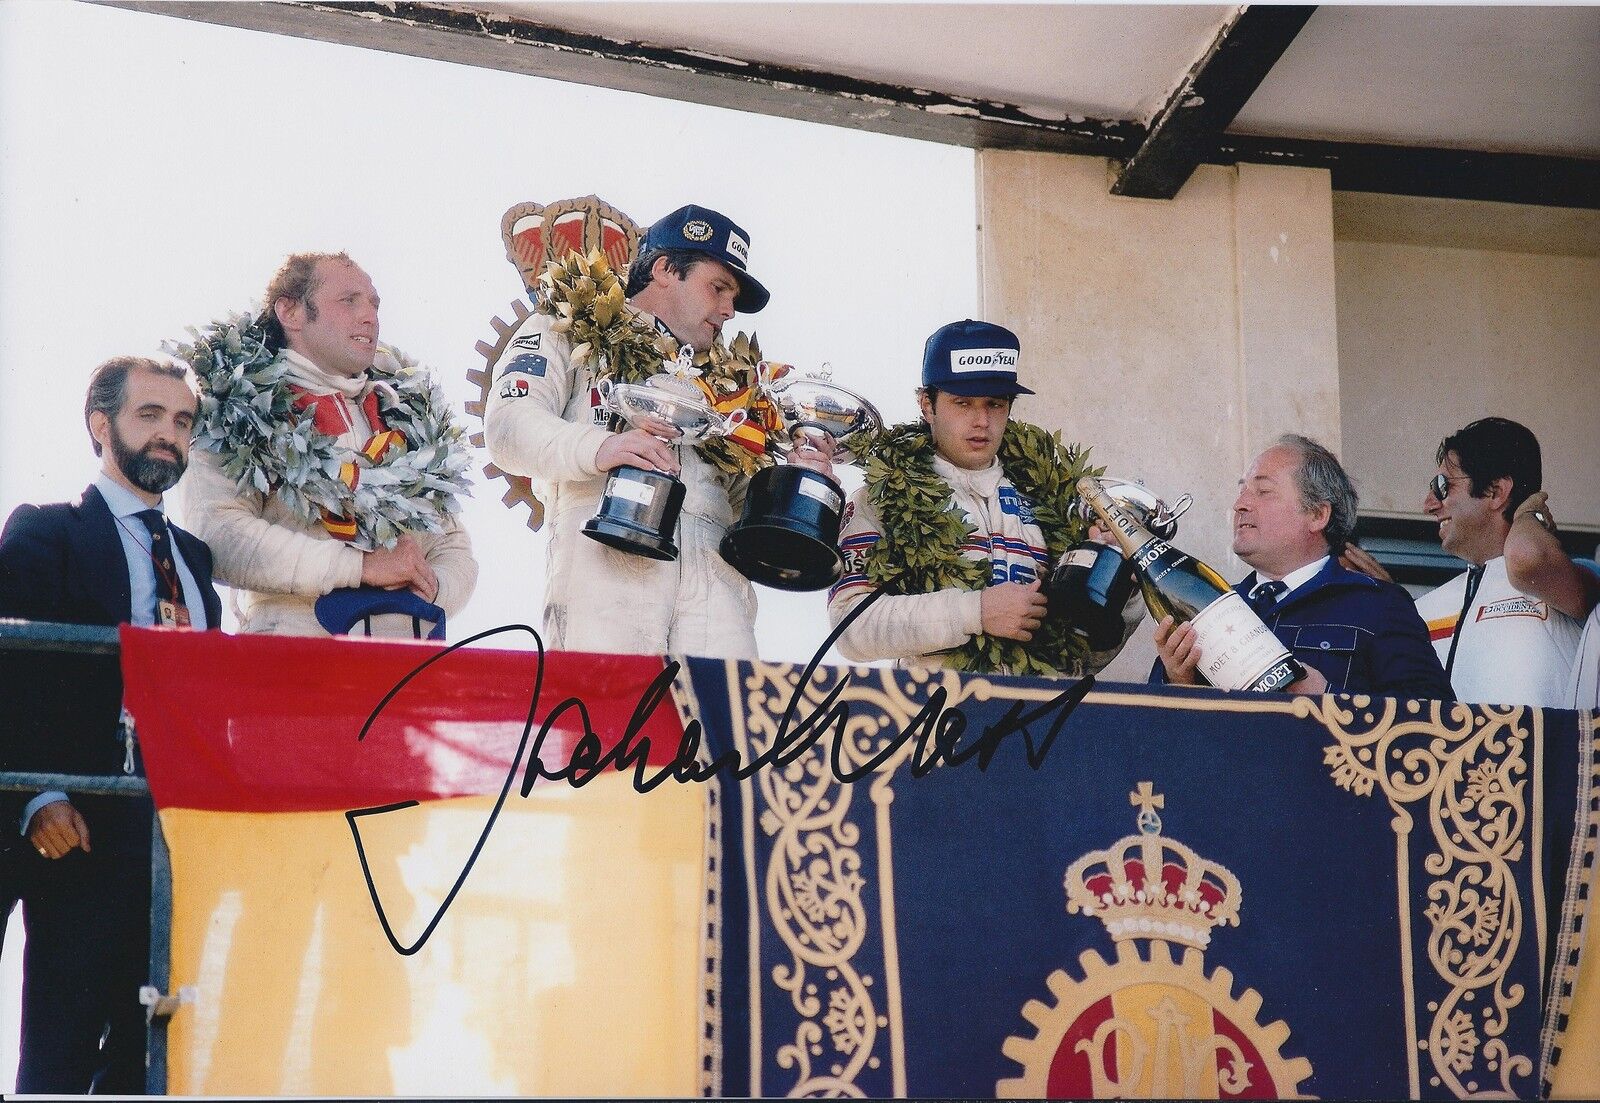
[1247,579,1287,617]
[134,509,187,623]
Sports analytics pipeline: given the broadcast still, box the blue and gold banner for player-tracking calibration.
[681,660,1598,1099]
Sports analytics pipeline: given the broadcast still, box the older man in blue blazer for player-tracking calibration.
[0,355,221,1094]
[1150,434,1451,700]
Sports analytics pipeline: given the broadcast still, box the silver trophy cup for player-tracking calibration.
[720,366,882,591]
[1048,477,1194,649]
[583,372,749,561]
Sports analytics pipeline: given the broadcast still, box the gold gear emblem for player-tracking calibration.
[466,297,542,529]
[467,196,642,531]
[996,940,1313,1098]
[996,783,1314,1099]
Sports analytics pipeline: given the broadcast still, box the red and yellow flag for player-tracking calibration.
[122,629,707,1096]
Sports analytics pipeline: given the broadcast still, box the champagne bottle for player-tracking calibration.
[1076,475,1305,692]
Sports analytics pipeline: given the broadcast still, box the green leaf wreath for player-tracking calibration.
[855,419,1103,676]
[536,249,783,478]
[167,312,472,551]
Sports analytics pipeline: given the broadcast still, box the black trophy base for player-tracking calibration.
[1048,542,1138,651]
[721,464,844,591]
[583,465,685,562]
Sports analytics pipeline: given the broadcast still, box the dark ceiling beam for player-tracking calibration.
[98,0,1140,157]
[96,0,1600,210]
[1216,135,1600,210]
[1112,5,1317,200]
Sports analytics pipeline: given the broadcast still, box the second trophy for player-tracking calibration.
[721,365,881,591]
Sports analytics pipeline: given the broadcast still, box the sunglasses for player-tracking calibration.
[1428,473,1470,502]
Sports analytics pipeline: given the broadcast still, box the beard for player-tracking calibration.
[110,424,186,494]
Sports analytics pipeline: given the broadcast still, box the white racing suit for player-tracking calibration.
[484,308,758,659]
[184,350,478,638]
[827,454,1140,675]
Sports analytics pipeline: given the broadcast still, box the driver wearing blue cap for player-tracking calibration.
[486,204,830,658]
[827,319,1141,676]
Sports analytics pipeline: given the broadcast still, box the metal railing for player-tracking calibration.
[1,619,172,1095]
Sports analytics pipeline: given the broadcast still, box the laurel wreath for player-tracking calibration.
[536,249,782,478]
[167,312,472,551]
[856,419,1102,676]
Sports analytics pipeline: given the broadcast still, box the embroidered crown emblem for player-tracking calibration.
[1063,783,1242,950]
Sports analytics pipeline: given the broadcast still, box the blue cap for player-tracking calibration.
[641,204,770,313]
[314,586,446,641]
[921,319,1034,397]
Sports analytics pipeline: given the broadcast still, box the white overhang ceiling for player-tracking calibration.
[102,1,1600,206]
[485,2,1600,156]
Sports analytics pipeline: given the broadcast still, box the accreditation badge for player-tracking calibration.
[158,599,193,628]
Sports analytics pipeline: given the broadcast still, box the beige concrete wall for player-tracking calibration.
[1333,200,1600,528]
[976,151,1340,683]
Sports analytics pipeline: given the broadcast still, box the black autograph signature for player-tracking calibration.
[347,591,1093,954]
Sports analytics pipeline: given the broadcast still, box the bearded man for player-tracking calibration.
[0,356,222,1092]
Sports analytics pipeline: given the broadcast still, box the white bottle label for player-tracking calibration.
[1189,590,1296,692]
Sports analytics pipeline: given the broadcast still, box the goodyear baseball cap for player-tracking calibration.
[921,319,1034,397]
[642,204,770,313]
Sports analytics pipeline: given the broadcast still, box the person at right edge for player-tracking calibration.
[827,319,1142,677]
[1494,489,1600,710]
[1405,418,1582,707]
[1150,434,1452,698]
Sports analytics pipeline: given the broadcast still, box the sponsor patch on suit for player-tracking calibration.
[1476,596,1548,622]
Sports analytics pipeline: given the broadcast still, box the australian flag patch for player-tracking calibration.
[500,352,548,378]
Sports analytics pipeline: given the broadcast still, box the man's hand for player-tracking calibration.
[1153,615,1202,685]
[1339,543,1393,584]
[596,428,680,476]
[1287,665,1329,695]
[28,799,89,859]
[787,437,837,481]
[1086,522,1117,548]
[362,534,438,602]
[981,580,1047,641]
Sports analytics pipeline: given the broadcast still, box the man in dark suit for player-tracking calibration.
[0,355,221,1094]
[1150,434,1452,699]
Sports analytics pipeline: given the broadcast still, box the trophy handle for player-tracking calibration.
[1151,493,1194,528]
[721,407,750,433]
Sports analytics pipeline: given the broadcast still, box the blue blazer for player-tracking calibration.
[1149,558,1454,700]
[0,485,222,849]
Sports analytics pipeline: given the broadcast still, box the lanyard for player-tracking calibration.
[1443,564,1486,680]
[113,512,184,609]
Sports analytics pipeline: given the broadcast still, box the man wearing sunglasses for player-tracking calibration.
[1412,417,1583,706]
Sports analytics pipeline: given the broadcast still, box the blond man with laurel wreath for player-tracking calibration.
[181,252,477,638]
[485,204,831,659]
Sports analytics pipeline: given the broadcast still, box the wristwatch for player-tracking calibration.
[1525,509,1556,533]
